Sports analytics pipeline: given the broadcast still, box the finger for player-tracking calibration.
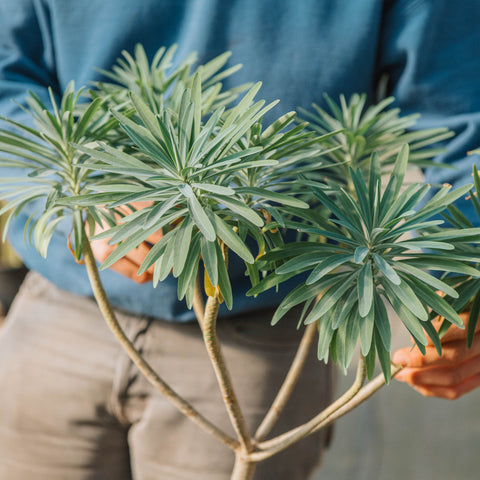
[429,312,480,345]
[123,241,156,275]
[393,333,480,367]
[394,353,480,387]
[90,236,116,264]
[119,201,164,244]
[407,372,480,400]
[108,257,152,284]
[146,228,164,245]
[91,238,153,282]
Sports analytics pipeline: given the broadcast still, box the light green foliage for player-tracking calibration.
[62,79,313,308]
[91,44,250,121]
[299,93,455,185]
[1,45,479,383]
[439,163,480,348]
[251,147,480,381]
[0,82,119,259]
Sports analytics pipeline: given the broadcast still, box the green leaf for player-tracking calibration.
[201,238,218,287]
[128,91,163,141]
[107,209,153,244]
[192,183,235,196]
[305,254,354,285]
[451,278,480,313]
[317,313,335,363]
[73,97,104,142]
[403,257,480,277]
[420,227,480,242]
[443,204,473,228]
[33,207,65,258]
[137,228,174,275]
[393,262,458,298]
[144,194,182,229]
[389,144,409,198]
[422,319,442,356]
[372,253,401,285]
[359,299,375,355]
[358,261,373,317]
[74,143,161,176]
[354,246,369,264]
[177,234,201,303]
[235,187,309,209]
[172,218,194,277]
[57,191,132,207]
[272,280,329,325]
[304,273,356,324]
[365,335,377,380]
[72,208,85,261]
[332,288,357,329]
[157,230,177,282]
[375,327,391,384]
[209,212,254,264]
[246,271,297,297]
[298,226,358,247]
[179,183,216,241]
[208,194,264,227]
[468,290,480,348]
[383,288,428,345]
[394,240,454,251]
[110,110,178,174]
[382,277,428,321]
[373,291,391,351]
[100,223,163,270]
[336,309,360,370]
[349,168,372,229]
[410,184,472,225]
[402,275,463,327]
[216,243,233,309]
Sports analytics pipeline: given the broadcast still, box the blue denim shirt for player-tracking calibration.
[1,0,480,321]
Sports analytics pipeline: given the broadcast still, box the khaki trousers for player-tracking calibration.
[0,272,333,479]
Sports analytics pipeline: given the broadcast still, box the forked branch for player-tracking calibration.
[255,322,317,441]
[82,239,239,451]
[202,293,253,453]
[252,355,368,461]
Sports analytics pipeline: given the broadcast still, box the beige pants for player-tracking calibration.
[0,272,333,479]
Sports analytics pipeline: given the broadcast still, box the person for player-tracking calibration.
[0,1,480,479]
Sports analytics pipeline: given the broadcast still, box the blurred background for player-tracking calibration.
[314,290,480,480]
[313,167,480,479]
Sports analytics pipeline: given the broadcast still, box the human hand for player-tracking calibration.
[89,202,163,284]
[392,312,480,399]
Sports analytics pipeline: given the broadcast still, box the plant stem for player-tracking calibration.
[193,272,205,329]
[308,363,403,435]
[202,293,253,453]
[82,239,239,451]
[231,454,257,480]
[254,322,317,441]
[251,355,368,461]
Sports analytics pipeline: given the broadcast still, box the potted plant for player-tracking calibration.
[1,45,479,479]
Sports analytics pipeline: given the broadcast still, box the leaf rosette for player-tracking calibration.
[63,78,312,309]
[0,82,119,260]
[250,145,480,381]
[298,93,455,189]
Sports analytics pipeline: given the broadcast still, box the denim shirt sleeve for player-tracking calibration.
[0,0,58,124]
[377,0,480,222]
